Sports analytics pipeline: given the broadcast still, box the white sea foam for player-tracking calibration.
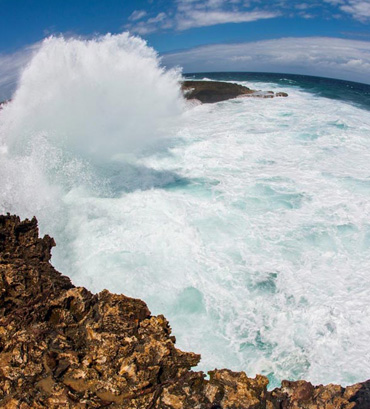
[1,33,370,388]
[0,32,183,230]
[1,33,182,160]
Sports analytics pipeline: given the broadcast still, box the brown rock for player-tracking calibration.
[0,214,369,408]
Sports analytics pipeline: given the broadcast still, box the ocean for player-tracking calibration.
[185,72,370,111]
[1,33,370,388]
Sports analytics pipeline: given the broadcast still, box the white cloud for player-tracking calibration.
[162,37,370,84]
[126,12,173,35]
[126,0,281,33]
[126,0,370,34]
[128,10,147,22]
[177,10,279,30]
[324,0,370,20]
[341,0,370,21]
[148,12,167,24]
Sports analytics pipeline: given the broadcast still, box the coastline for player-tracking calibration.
[1,214,369,408]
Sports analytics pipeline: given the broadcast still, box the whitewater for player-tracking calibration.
[1,33,370,388]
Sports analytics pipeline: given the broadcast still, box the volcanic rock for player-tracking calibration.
[0,214,368,408]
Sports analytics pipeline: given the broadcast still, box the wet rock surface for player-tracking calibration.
[0,214,369,408]
[182,81,288,103]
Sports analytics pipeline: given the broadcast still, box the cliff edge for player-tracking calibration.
[0,214,369,408]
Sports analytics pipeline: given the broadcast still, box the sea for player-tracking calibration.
[1,33,370,388]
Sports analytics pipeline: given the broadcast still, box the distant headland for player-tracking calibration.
[182,80,288,103]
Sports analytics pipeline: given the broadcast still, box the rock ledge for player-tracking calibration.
[0,214,369,408]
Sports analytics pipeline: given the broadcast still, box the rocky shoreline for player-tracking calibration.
[0,214,369,408]
[181,81,288,103]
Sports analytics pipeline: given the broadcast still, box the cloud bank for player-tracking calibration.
[162,37,370,84]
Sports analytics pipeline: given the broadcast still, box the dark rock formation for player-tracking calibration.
[276,92,288,97]
[181,81,288,103]
[182,81,254,103]
[0,214,369,408]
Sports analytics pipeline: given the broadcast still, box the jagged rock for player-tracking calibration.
[269,379,370,409]
[0,214,369,408]
[276,92,288,97]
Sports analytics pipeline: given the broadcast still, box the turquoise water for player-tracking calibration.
[1,34,370,389]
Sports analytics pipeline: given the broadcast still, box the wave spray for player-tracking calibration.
[1,33,370,388]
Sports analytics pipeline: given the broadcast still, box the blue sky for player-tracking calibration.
[0,0,370,93]
[1,0,370,53]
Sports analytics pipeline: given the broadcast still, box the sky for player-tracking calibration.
[0,0,370,97]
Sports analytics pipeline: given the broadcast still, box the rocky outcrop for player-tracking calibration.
[182,80,254,103]
[181,81,288,103]
[0,214,369,408]
[275,92,288,97]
